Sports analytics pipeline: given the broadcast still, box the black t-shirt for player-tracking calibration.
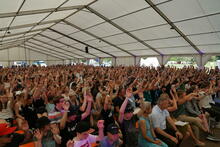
[153,89,162,105]
[60,115,81,147]
[33,98,45,110]
[22,104,38,129]
[165,84,171,97]
[113,97,124,112]
[120,115,139,147]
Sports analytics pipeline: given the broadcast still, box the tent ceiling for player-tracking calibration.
[0,0,219,58]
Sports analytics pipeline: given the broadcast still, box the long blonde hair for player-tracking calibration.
[138,101,151,116]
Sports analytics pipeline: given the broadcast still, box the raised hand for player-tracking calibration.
[34,129,43,141]
[138,91,144,99]
[66,140,74,147]
[126,88,133,98]
[171,84,176,92]
[97,120,104,129]
[51,124,59,135]
[62,101,70,111]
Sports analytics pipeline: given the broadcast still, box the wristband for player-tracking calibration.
[61,110,69,113]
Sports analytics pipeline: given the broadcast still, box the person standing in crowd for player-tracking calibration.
[60,91,93,147]
[118,88,139,147]
[101,95,115,135]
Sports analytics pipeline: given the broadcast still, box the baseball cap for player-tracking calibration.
[0,123,16,136]
[106,123,119,135]
[67,105,79,117]
[75,121,94,134]
[36,116,51,129]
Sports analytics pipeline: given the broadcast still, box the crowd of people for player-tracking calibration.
[0,64,220,147]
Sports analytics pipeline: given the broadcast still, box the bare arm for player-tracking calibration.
[167,90,178,112]
[166,116,178,132]
[118,97,129,123]
[97,127,104,142]
[154,127,174,139]
[80,96,87,112]
[150,120,157,139]
[139,119,155,143]
[51,124,62,144]
[60,111,68,130]
[81,95,93,120]
[53,134,61,144]
[118,88,132,123]
[14,103,24,119]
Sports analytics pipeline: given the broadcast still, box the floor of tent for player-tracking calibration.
[180,128,220,147]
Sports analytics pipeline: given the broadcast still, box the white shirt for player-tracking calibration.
[73,134,97,147]
[150,105,170,130]
[198,92,215,109]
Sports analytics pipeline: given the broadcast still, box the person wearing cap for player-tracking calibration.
[59,91,93,146]
[0,123,16,147]
[66,120,104,147]
[34,116,61,147]
[100,123,122,147]
[101,95,115,135]
[118,88,139,147]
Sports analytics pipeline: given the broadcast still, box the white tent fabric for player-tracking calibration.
[0,0,220,66]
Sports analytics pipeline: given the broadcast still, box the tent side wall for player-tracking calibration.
[115,57,135,66]
[0,47,63,66]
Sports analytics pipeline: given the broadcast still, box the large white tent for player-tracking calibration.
[0,0,220,67]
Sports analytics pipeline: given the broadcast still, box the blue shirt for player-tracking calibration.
[150,105,169,130]
[100,136,119,147]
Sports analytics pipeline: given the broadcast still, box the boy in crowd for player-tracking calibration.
[66,120,104,147]
[100,123,122,147]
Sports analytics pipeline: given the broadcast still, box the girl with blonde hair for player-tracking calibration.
[138,101,168,147]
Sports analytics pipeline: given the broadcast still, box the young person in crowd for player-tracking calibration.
[100,123,123,147]
[118,88,139,147]
[34,116,61,147]
[66,120,104,147]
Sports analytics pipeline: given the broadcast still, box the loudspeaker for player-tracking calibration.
[85,46,89,53]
